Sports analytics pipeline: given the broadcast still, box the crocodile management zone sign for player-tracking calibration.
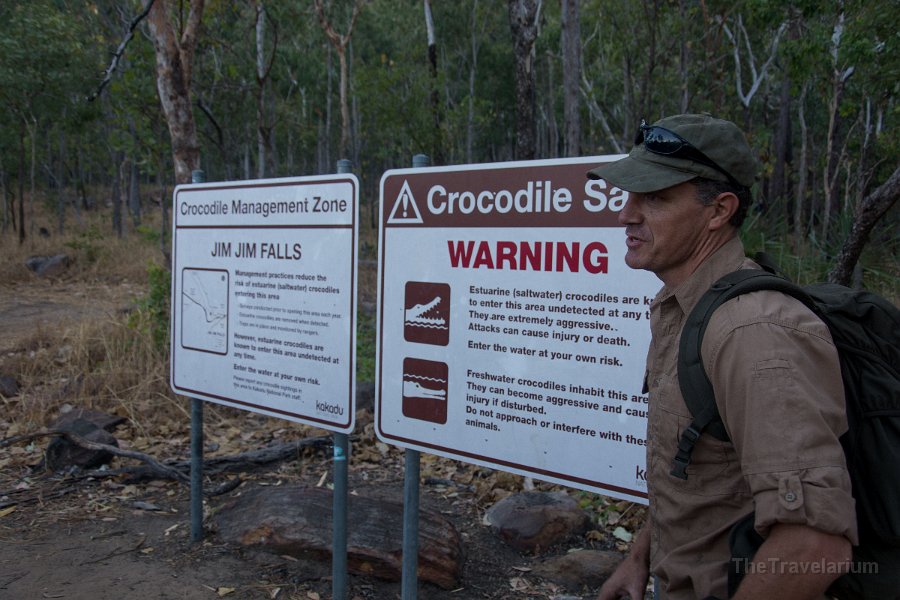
[376,157,660,502]
[170,175,358,433]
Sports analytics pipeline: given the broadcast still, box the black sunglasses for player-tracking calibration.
[635,120,740,186]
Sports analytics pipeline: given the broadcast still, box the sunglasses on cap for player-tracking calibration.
[635,119,740,187]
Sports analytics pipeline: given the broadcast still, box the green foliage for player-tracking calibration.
[135,224,163,245]
[356,312,376,383]
[64,226,105,264]
[131,262,172,352]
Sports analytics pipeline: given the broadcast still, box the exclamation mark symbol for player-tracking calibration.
[401,190,409,218]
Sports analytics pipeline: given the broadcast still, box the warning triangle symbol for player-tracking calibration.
[387,180,424,224]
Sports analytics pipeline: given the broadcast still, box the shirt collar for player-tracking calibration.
[652,235,749,316]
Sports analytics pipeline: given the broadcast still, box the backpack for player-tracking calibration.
[673,262,900,600]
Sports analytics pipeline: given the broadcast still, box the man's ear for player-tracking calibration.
[708,192,739,230]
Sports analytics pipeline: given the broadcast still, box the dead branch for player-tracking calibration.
[1,428,189,483]
[78,435,333,483]
[89,0,157,102]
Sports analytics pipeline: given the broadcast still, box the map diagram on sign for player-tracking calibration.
[181,268,229,355]
[404,281,450,346]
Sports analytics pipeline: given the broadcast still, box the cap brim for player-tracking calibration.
[587,153,697,193]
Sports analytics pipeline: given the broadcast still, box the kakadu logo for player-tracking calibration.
[387,180,424,224]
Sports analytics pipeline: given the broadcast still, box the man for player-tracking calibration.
[588,114,857,600]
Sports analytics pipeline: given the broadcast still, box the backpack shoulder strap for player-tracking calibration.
[672,269,817,480]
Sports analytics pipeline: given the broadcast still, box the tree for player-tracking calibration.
[508,0,541,160]
[423,0,445,164]
[314,0,366,161]
[560,0,581,157]
[146,0,204,185]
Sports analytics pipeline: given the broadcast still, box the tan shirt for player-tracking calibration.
[644,236,857,599]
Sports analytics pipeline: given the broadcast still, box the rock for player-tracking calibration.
[25,254,70,278]
[51,407,126,433]
[356,381,375,412]
[45,418,118,471]
[533,549,623,591]
[214,485,464,589]
[484,491,590,552]
[0,375,19,398]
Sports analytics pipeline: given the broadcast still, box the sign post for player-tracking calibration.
[171,174,359,567]
[376,157,658,503]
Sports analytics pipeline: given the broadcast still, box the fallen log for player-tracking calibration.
[215,485,465,589]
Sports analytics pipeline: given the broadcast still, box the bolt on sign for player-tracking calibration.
[170,175,359,433]
[376,158,659,502]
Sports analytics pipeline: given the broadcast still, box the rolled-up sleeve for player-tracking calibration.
[702,293,858,544]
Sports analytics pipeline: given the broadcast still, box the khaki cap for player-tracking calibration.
[587,114,757,193]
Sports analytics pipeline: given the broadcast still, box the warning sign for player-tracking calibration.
[376,157,659,502]
[170,175,359,433]
[387,180,423,224]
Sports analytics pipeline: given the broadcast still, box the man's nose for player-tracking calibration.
[618,193,640,225]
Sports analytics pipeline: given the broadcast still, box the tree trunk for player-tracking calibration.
[828,166,900,286]
[29,119,37,239]
[678,0,690,112]
[314,0,365,162]
[159,158,170,268]
[111,152,124,238]
[821,11,854,242]
[561,0,581,157]
[18,123,26,244]
[1,166,9,234]
[146,0,204,185]
[257,2,267,178]
[424,0,444,164]
[129,159,141,228]
[795,82,809,240]
[466,0,482,163]
[508,0,540,160]
[769,71,792,218]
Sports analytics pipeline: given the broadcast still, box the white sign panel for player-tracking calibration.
[376,158,659,502]
[170,175,358,433]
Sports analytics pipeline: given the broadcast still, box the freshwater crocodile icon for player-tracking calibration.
[405,296,446,326]
[403,380,446,400]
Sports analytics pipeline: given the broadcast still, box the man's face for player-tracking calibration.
[617,181,717,286]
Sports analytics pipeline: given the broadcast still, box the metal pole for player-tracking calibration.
[332,158,353,600]
[402,448,421,600]
[189,169,206,543]
[402,154,430,600]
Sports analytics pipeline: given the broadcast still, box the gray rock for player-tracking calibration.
[45,418,118,471]
[485,491,591,552]
[52,407,126,432]
[25,254,70,278]
[533,549,623,590]
[356,381,375,411]
[0,375,19,398]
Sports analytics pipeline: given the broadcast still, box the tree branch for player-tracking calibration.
[2,428,190,483]
[828,165,900,286]
[89,0,157,102]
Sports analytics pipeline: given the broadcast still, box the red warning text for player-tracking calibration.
[447,240,608,274]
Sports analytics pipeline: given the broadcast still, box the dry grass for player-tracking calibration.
[0,198,330,457]
[0,199,166,285]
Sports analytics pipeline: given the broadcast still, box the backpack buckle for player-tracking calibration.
[670,425,702,480]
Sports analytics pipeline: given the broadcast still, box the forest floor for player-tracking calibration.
[0,261,645,600]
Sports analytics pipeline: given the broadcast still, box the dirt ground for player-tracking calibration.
[0,276,641,600]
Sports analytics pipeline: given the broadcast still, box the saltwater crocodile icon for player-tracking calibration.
[405,296,446,327]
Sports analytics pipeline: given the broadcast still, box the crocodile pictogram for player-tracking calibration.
[404,296,445,326]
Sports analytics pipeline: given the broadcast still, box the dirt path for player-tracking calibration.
[0,280,140,354]
[0,278,635,600]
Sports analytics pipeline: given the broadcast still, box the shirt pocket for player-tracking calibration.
[653,376,747,497]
